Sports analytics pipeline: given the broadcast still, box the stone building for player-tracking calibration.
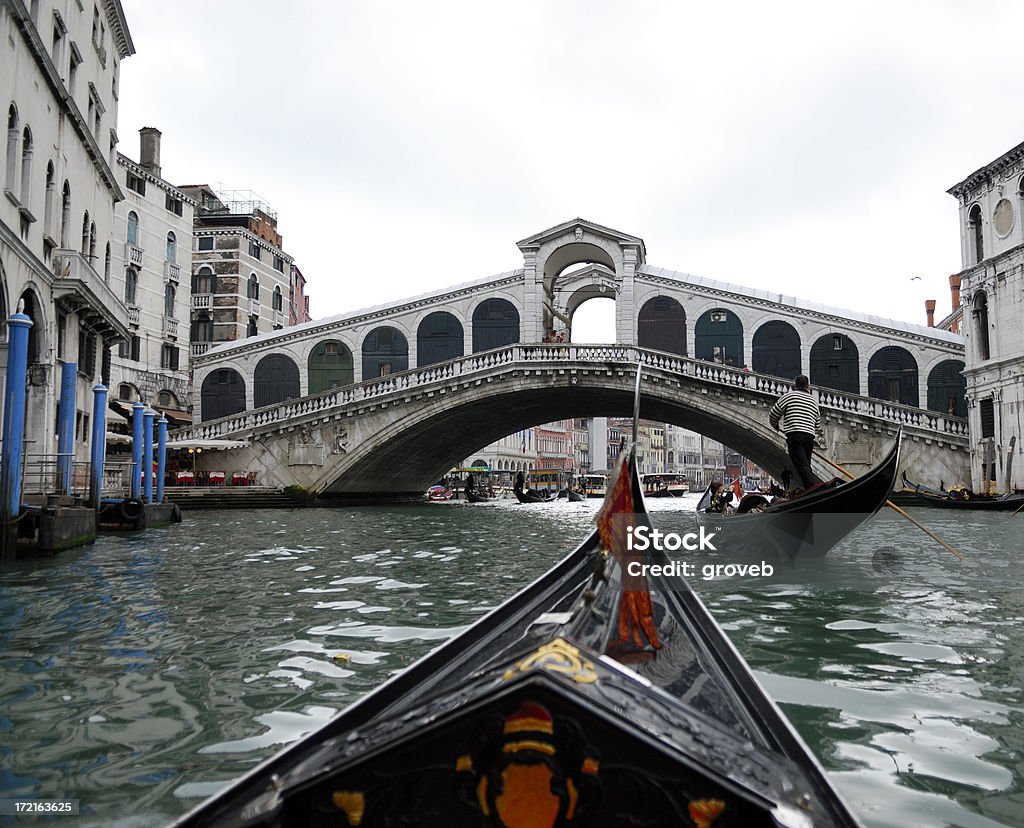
[1,0,133,468]
[948,141,1024,492]
[109,128,195,422]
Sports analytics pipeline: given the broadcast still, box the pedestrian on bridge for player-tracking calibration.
[769,374,821,490]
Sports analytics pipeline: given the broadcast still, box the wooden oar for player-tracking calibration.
[815,452,965,561]
[1011,500,1024,518]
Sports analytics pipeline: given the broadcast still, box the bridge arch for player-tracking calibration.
[472,297,520,352]
[867,345,919,407]
[201,368,246,421]
[809,332,859,394]
[362,325,409,378]
[308,339,355,394]
[927,359,967,417]
[254,354,300,408]
[416,310,464,367]
[694,308,743,366]
[751,320,801,379]
[637,295,687,356]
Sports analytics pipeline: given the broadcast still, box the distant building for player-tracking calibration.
[110,129,195,423]
[462,429,536,473]
[947,142,1024,492]
[289,263,311,325]
[536,420,572,470]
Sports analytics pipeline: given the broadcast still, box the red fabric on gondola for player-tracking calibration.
[596,455,662,651]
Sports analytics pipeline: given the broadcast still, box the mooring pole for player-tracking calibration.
[56,361,77,495]
[1,311,33,562]
[89,384,108,511]
[131,402,144,499]
[143,408,155,503]
[156,417,168,504]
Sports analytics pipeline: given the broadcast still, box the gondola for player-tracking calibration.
[513,472,559,504]
[174,429,861,824]
[466,489,495,503]
[901,472,1024,511]
[567,488,585,502]
[695,429,902,561]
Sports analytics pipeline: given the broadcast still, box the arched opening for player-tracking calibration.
[191,312,213,342]
[272,285,283,310]
[192,265,215,294]
[19,125,32,206]
[254,354,300,407]
[809,333,859,394]
[19,289,43,364]
[157,389,180,409]
[927,360,966,417]
[362,326,409,378]
[308,340,354,393]
[126,210,138,246]
[124,268,137,304]
[60,180,71,247]
[570,297,616,344]
[201,369,246,421]
[969,203,984,264]
[637,295,686,355]
[868,346,918,406]
[247,273,259,300]
[5,104,18,191]
[246,317,258,337]
[694,308,743,366]
[166,231,176,263]
[117,382,140,402]
[472,298,519,352]
[417,311,464,366]
[972,292,990,361]
[43,161,55,238]
[164,283,176,318]
[751,320,801,379]
[81,210,90,255]
[103,242,111,282]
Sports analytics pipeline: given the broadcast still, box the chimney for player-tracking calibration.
[925,299,936,327]
[139,127,162,177]
[949,274,962,311]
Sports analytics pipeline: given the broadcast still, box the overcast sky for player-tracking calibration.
[117,0,1024,338]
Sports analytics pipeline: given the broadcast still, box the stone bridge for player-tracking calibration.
[176,345,970,498]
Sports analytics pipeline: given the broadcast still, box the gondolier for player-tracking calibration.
[769,374,821,490]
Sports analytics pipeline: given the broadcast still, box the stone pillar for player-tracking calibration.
[618,245,638,345]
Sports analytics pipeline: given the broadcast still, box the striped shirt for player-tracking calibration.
[769,389,820,436]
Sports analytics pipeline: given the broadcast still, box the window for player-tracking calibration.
[118,383,134,401]
[247,273,259,300]
[68,44,81,96]
[247,317,258,337]
[60,180,71,246]
[165,193,183,216]
[104,242,110,281]
[969,204,984,264]
[197,236,214,251]
[161,344,179,371]
[192,266,215,294]
[166,231,176,263]
[43,161,55,238]
[248,240,261,260]
[833,335,843,350]
[6,104,19,194]
[972,292,990,361]
[126,210,138,245]
[89,221,96,262]
[272,285,283,310]
[81,210,90,255]
[126,170,145,195]
[157,390,176,408]
[273,255,284,272]
[19,125,32,207]
[124,268,137,304]
[191,312,213,342]
[711,311,727,323]
[980,398,995,438]
[78,330,97,377]
[164,283,176,318]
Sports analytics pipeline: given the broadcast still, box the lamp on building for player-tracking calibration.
[188,446,202,480]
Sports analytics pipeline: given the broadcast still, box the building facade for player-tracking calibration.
[1,0,134,473]
[109,128,195,420]
[948,141,1024,492]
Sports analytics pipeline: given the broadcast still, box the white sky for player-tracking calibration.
[117,0,1024,338]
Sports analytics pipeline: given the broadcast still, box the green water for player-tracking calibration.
[0,498,1021,827]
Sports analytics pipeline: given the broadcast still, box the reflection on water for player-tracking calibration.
[0,497,1022,827]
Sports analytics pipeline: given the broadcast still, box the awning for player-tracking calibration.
[106,432,132,444]
[164,438,249,450]
[155,407,192,426]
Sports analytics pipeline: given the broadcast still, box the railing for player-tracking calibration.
[165,261,181,283]
[191,342,211,358]
[248,298,261,317]
[125,243,144,267]
[162,317,179,338]
[192,293,213,310]
[183,344,970,443]
[127,305,140,324]
[22,454,91,497]
[272,308,285,327]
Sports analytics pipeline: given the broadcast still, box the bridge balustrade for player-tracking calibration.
[182,343,968,443]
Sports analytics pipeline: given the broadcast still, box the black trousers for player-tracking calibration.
[786,432,819,489]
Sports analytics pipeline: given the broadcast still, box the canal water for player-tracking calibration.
[0,497,1022,827]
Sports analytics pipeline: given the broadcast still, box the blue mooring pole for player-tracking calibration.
[156,417,168,504]
[1,311,33,561]
[89,384,108,511]
[56,361,77,495]
[143,408,155,503]
[131,402,144,499]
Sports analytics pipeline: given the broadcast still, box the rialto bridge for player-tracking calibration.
[179,218,970,496]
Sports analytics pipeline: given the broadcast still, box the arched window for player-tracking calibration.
[472,298,519,352]
[308,340,354,393]
[5,104,18,191]
[164,282,176,318]
[104,242,111,282]
[157,389,179,409]
[192,265,215,294]
[247,273,259,300]
[247,316,258,337]
[810,333,859,394]
[417,311,463,366]
[254,355,300,407]
[969,204,984,264]
[89,220,96,262]
[972,292,990,361]
[868,346,919,407]
[124,268,137,304]
[694,308,743,366]
[637,296,687,355]
[166,231,176,263]
[126,210,138,246]
[19,125,32,206]
[927,360,967,417]
[272,285,283,311]
[43,161,55,238]
[362,326,409,378]
[191,312,213,342]
[201,369,246,422]
[60,180,71,247]
[81,210,90,255]
[118,383,138,401]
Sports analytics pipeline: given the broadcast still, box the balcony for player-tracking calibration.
[52,249,131,341]
[165,261,181,283]
[162,317,179,338]
[127,305,140,325]
[248,298,261,317]
[191,342,211,359]
[125,242,144,267]
[192,293,213,310]
[272,308,285,327]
